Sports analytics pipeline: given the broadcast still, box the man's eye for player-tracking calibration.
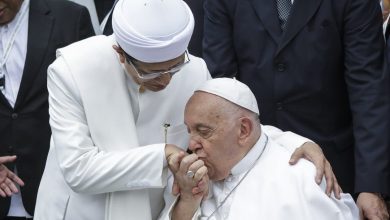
[198,129,211,137]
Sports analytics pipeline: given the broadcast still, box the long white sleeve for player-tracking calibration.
[47,57,167,194]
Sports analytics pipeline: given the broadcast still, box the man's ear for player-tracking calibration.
[238,117,253,143]
[112,45,126,64]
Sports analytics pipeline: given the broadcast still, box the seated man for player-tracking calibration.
[161,78,359,220]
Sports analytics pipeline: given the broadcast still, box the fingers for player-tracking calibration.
[7,170,24,186]
[192,175,209,195]
[178,154,199,174]
[332,174,341,200]
[289,147,304,165]
[168,151,186,173]
[188,160,204,178]
[0,188,6,197]
[172,179,180,196]
[193,166,208,183]
[5,178,19,194]
[323,161,333,196]
[314,159,325,185]
[0,156,17,164]
[1,182,13,197]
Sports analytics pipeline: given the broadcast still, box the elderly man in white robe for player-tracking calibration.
[33,0,341,219]
[161,78,359,220]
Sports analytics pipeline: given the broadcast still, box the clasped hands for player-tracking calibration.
[165,144,209,204]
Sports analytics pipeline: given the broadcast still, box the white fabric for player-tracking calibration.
[34,35,211,220]
[0,0,31,217]
[160,134,359,220]
[196,78,259,114]
[205,133,269,219]
[112,0,194,62]
[0,0,29,108]
[384,14,389,38]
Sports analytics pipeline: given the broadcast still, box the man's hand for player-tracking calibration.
[168,152,208,198]
[357,192,389,220]
[169,153,209,220]
[0,156,24,197]
[165,144,185,164]
[289,142,341,199]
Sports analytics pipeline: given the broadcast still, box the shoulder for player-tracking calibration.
[260,139,318,186]
[44,0,89,13]
[58,35,113,59]
[172,54,211,84]
[53,35,119,79]
[30,0,91,27]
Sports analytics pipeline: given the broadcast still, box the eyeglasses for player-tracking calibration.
[125,51,190,80]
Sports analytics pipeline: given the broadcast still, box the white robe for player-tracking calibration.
[161,133,359,220]
[34,35,312,220]
[34,35,209,220]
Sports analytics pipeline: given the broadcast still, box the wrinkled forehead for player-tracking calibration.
[185,92,233,122]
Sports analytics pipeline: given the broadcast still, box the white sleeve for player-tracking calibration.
[262,124,312,151]
[47,57,167,194]
[295,161,359,220]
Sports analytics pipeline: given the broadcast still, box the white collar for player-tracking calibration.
[230,131,267,176]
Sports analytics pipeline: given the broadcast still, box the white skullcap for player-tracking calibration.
[196,78,259,114]
[112,0,194,63]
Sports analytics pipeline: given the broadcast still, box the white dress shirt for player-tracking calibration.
[0,0,32,218]
[0,0,29,108]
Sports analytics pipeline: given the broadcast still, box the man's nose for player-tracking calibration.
[188,138,201,153]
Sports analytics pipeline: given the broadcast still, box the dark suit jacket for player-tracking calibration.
[204,0,389,194]
[0,0,94,216]
[184,0,204,57]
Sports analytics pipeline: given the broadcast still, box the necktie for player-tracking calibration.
[276,0,292,31]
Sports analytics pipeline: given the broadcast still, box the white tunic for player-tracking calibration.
[34,35,210,220]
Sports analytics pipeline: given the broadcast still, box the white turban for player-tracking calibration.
[196,78,260,115]
[112,0,194,63]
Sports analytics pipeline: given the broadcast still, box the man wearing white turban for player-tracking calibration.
[33,0,340,219]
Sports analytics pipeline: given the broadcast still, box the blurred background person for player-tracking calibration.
[0,0,94,218]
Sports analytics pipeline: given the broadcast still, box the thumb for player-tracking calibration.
[289,148,303,165]
[0,156,17,164]
[172,180,180,196]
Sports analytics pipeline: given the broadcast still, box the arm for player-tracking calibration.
[47,57,183,194]
[343,0,389,218]
[262,125,341,197]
